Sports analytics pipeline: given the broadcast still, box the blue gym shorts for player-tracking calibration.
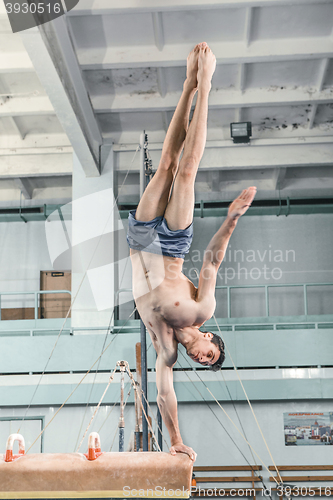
[126,210,193,259]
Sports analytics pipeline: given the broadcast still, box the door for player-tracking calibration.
[40,271,71,319]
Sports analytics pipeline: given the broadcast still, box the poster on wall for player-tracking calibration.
[283,412,333,446]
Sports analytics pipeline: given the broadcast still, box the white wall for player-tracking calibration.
[0,221,52,308]
[1,399,332,475]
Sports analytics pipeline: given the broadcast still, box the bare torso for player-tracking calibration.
[130,249,208,362]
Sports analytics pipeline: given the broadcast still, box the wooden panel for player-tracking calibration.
[269,476,333,482]
[40,271,71,319]
[269,466,333,471]
[194,466,262,472]
[1,308,35,320]
[195,477,261,483]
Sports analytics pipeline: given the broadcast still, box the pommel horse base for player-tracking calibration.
[0,434,193,499]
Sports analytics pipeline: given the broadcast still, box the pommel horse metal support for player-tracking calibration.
[139,131,163,452]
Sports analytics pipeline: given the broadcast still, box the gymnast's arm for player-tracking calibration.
[155,350,197,461]
[196,215,237,310]
[197,187,257,309]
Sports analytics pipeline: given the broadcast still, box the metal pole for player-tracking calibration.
[304,284,308,316]
[35,292,38,320]
[140,320,149,451]
[157,396,163,451]
[265,286,269,317]
[155,352,163,450]
[134,383,141,452]
[118,361,126,452]
[227,287,231,318]
[141,132,162,448]
[139,131,145,199]
[139,130,149,452]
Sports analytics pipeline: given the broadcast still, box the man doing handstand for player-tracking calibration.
[127,43,257,461]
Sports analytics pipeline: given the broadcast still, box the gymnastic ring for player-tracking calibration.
[85,432,102,461]
[5,433,25,462]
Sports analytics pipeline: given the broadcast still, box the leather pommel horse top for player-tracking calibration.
[0,449,193,499]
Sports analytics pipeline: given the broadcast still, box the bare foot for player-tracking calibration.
[186,42,207,89]
[197,45,216,91]
[228,186,257,220]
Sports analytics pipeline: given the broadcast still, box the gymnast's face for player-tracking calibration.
[186,331,220,366]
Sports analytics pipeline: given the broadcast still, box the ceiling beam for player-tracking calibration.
[8,117,26,140]
[78,37,333,69]
[0,153,73,178]
[0,81,28,137]
[157,67,167,98]
[234,108,243,122]
[317,58,330,92]
[161,110,169,131]
[0,133,71,149]
[308,105,318,130]
[272,167,287,190]
[0,51,34,73]
[112,135,333,152]
[0,96,54,117]
[104,125,333,146]
[308,58,330,130]
[0,146,73,156]
[67,0,332,15]
[237,64,246,93]
[244,7,253,47]
[152,12,165,51]
[20,17,102,177]
[116,141,333,171]
[13,177,33,199]
[92,87,333,113]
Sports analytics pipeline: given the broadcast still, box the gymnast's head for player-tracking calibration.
[186,330,225,371]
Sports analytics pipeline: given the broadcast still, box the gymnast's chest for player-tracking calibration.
[152,282,198,328]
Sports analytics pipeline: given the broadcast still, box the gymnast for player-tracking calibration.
[127,43,257,461]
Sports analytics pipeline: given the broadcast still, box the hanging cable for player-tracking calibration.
[177,351,264,473]
[109,384,133,452]
[125,366,162,453]
[211,313,283,485]
[97,394,121,434]
[135,378,170,451]
[185,260,283,486]
[76,365,118,452]
[217,371,273,499]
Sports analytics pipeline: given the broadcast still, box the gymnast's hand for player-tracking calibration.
[228,186,257,220]
[170,442,197,461]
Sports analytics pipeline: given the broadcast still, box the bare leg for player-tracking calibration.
[164,45,216,230]
[135,44,206,222]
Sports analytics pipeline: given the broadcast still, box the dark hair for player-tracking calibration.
[209,333,225,371]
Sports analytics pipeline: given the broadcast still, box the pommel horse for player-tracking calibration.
[0,433,193,499]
